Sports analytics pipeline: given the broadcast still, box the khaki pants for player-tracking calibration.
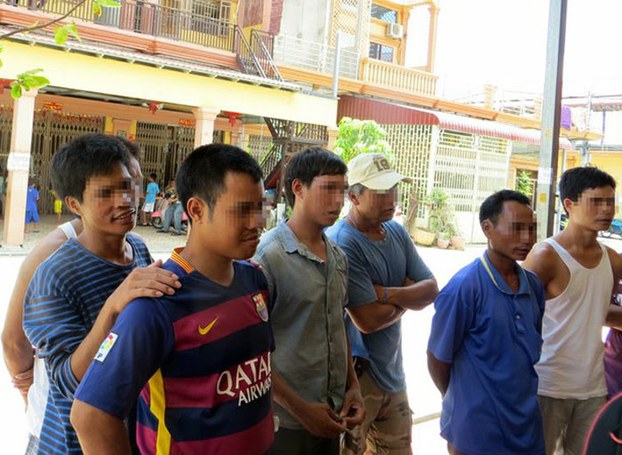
[538,394,606,455]
[341,365,412,455]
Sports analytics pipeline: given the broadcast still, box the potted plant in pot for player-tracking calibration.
[436,231,450,249]
[449,222,466,250]
[427,188,455,249]
[405,193,436,247]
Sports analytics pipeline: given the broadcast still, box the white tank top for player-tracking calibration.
[535,238,613,399]
[58,221,78,240]
[26,221,79,437]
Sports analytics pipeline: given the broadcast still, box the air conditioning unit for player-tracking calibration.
[386,23,404,39]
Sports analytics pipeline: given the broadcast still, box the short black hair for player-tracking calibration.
[559,167,616,202]
[479,189,531,224]
[176,143,263,218]
[284,147,347,206]
[51,134,132,201]
[116,136,142,160]
[149,173,157,180]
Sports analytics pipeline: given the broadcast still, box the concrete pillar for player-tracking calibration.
[426,3,440,73]
[3,88,38,246]
[534,96,543,121]
[230,130,241,147]
[192,107,220,148]
[112,118,132,138]
[326,126,339,151]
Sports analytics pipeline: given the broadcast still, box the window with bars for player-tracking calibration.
[371,4,398,23]
[369,42,394,62]
[190,0,231,34]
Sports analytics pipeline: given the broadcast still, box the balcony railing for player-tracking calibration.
[4,0,236,53]
[273,34,359,80]
[360,58,437,96]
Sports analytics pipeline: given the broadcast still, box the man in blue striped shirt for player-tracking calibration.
[22,134,181,455]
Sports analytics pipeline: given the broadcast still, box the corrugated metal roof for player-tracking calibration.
[338,96,574,150]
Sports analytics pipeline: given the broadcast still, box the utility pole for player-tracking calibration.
[536,0,567,240]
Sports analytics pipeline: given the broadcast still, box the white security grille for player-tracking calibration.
[433,130,511,242]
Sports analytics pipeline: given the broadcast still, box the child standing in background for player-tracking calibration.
[51,189,63,225]
[25,179,40,233]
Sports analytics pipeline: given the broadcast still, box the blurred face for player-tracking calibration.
[350,185,398,224]
[482,201,536,261]
[67,162,138,236]
[190,172,266,260]
[293,174,348,228]
[565,186,616,232]
[128,156,144,199]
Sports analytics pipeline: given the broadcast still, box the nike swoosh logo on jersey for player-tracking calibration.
[198,318,218,336]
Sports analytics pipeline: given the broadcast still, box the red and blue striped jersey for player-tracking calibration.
[75,249,275,454]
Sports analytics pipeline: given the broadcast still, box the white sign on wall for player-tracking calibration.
[7,153,31,171]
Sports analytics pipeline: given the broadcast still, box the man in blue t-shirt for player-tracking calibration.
[427,190,545,455]
[72,144,275,454]
[22,134,180,455]
[326,153,438,454]
[140,173,160,226]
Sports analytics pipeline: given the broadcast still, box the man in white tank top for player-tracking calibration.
[524,166,622,455]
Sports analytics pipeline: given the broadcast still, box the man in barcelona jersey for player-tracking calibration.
[71,144,274,455]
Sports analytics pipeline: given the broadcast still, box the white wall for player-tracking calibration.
[280,0,331,44]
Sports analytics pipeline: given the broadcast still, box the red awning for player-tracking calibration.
[337,96,574,150]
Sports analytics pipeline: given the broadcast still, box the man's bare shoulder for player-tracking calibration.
[523,242,560,277]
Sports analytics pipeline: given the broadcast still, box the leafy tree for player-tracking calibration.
[516,169,535,198]
[333,117,392,164]
[0,0,120,98]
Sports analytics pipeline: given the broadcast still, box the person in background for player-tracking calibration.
[51,188,63,225]
[157,179,184,236]
[139,173,159,226]
[25,178,40,234]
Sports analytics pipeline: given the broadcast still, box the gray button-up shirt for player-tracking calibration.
[253,221,349,430]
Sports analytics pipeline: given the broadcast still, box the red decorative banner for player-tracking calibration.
[222,111,241,126]
[42,101,63,111]
[179,118,196,127]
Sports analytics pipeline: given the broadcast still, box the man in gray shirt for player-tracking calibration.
[254,147,364,455]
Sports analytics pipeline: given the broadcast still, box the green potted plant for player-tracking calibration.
[426,188,455,249]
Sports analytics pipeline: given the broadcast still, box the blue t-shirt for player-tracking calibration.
[326,219,433,392]
[26,186,40,212]
[75,252,275,454]
[145,181,160,204]
[23,234,152,455]
[428,254,545,455]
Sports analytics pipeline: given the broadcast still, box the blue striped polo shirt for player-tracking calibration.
[75,249,275,454]
[23,234,152,455]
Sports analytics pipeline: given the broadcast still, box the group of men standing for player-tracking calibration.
[2,132,622,455]
[429,166,622,455]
